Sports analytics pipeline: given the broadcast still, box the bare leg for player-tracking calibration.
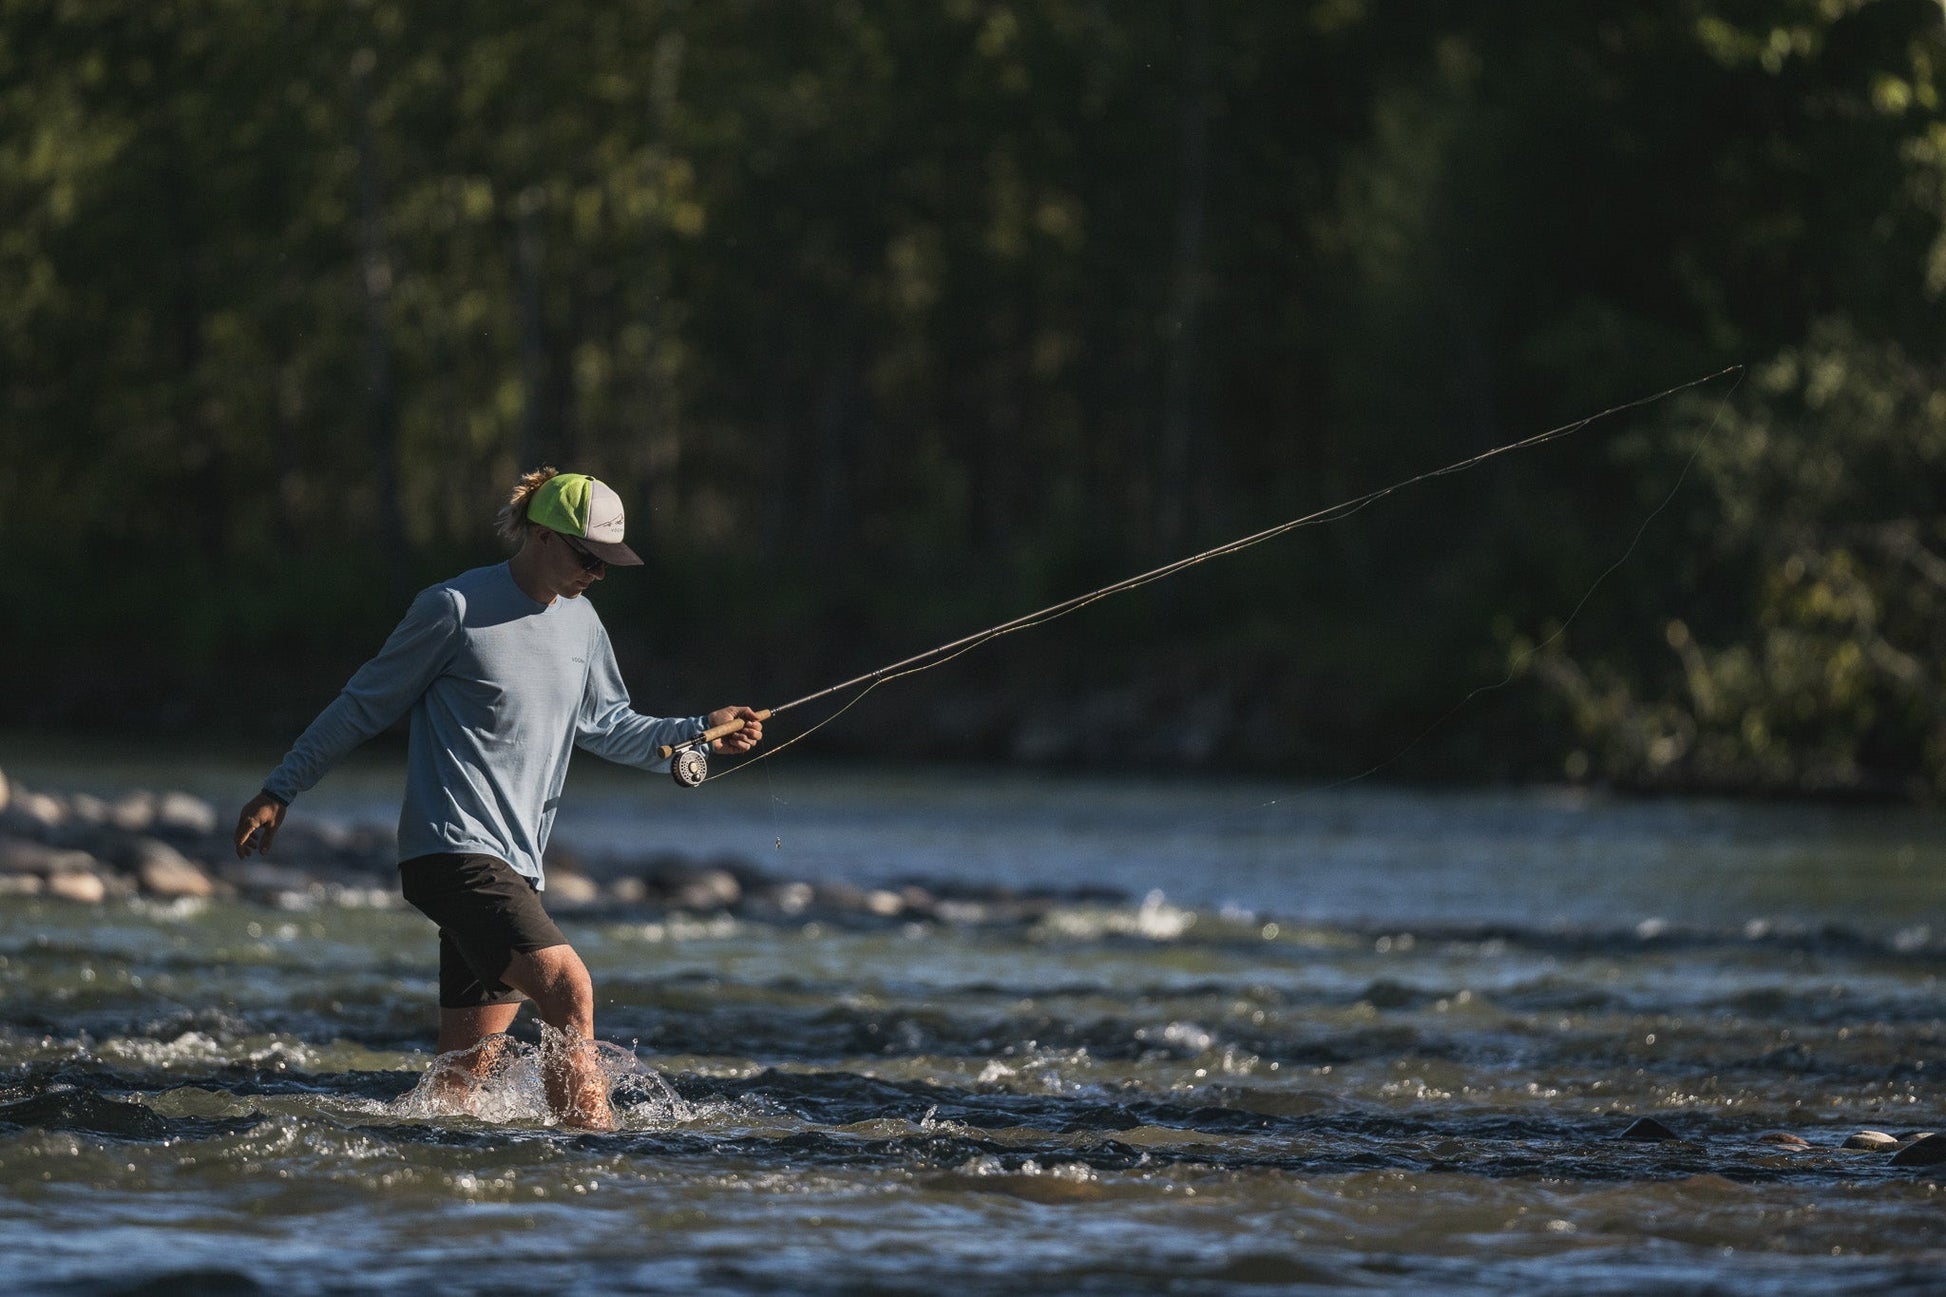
[430,1002,522,1110]
[497,943,615,1130]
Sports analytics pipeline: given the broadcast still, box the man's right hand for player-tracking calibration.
[233,792,287,858]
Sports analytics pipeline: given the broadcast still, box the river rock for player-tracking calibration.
[0,873,41,896]
[1891,1133,1946,1166]
[219,860,321,901]
[12,790,67,832]
[814,879,871,914]
[153,790,219,836]
[47,814,121,857]
[544,871,600,907]
[607,876,650,904]
[107,791,156,832]
[1619,1117,1683,1142]
[670,868,742,912]
[1843,1130,1900,1151]
[0,836,50,874]
[67,791,109,824]
[1757,1132,1810,1149]
[0,837,98,877]
[769,881,814,915]
[131,838,215,899]
[46,868,107,904]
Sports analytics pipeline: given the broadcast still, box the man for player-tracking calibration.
[233,468,762,1129]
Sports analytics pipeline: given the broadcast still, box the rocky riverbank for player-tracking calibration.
[0,766,1124,923]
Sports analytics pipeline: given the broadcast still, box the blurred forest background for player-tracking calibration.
[3,0,1944,797]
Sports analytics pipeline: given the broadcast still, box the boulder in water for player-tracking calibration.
[1891,1133,1946,1167]
[46,867,108,904]
[130,837,215,899]
[0,836,50,874]
[1757,1132,1809,1149]
[1843,1130,1900,1151]
[107,791,156,832]
[153,790,219,836]
[219,860,321,902]
[11,790,67,833]
[0,837,97,877]
[671,868,742,912]
[607,876,649,904]
[1619,1116,1682,1142]
[67,791,109,824]
[544,870,601,907]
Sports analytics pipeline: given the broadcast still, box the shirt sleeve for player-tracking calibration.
[574,620,705,772]
[261,585,461,802]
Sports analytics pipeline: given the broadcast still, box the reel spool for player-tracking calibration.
[671,746,709,789]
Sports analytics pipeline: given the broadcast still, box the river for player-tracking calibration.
[0,747,1941,1293]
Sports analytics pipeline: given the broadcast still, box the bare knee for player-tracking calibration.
[499,944,595,1035]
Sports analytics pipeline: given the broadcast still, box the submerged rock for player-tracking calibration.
[1618,1116,1682,1142]
[1757,1132,1810,1149]
[1891,1133,1946,1167]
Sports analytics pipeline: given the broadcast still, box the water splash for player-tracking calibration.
[1031,889,1198,941]
[388,1029,693,1129]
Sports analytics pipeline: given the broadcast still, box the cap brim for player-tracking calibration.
[580,537,644,567]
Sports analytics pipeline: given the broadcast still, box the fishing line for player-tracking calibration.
[1284,363,1745,800]
[663,365,1743,787]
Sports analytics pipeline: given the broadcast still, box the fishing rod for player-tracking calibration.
[658,365,1743,788]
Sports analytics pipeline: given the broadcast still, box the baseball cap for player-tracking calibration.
[525,473,644,566]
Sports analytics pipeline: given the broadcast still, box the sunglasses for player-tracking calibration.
[560,534,606,573]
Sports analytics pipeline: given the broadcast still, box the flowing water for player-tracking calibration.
[1,752,1942,1294]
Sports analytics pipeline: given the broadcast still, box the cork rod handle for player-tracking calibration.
[658,709,772,760]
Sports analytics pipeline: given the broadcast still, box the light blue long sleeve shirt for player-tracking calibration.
[262,562,703,887]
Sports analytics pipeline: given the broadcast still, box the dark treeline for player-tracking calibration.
[4,1,1943,796]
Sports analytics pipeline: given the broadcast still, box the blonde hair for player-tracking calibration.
[496,465,559,546]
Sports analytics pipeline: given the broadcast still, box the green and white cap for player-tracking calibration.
[526,472,644,566]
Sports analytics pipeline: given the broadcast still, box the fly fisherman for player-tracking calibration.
[232,468,763,1129]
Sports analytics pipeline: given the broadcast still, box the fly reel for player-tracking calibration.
[671,745,710,788]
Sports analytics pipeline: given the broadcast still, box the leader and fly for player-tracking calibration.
[660,366,1744,788]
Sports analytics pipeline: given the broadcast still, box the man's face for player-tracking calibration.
[548,530,606,599]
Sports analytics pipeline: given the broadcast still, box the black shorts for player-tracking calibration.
[398,853,570,1009]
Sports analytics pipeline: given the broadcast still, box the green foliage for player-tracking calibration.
[1533,323,1946,795]
[1,0,1942,794]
